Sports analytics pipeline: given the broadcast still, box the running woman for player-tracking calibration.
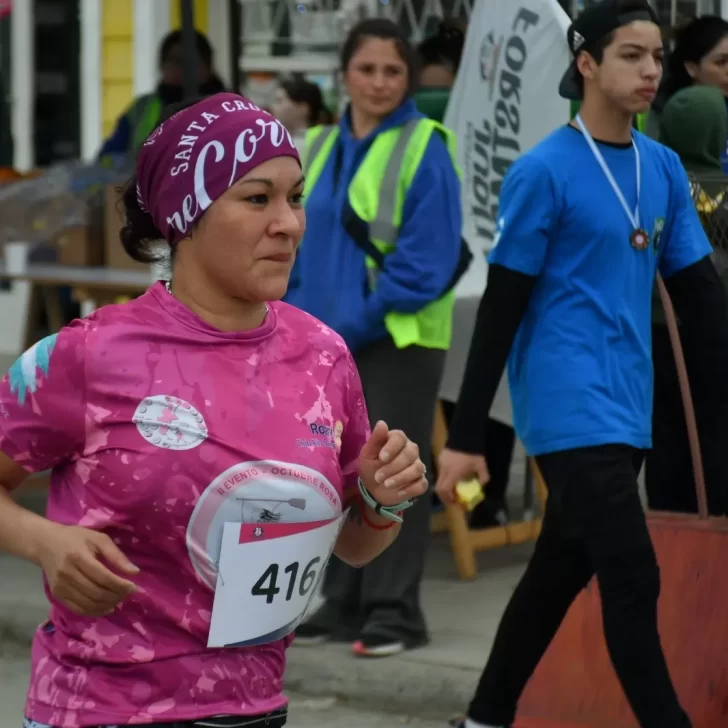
[0,93,429,728]
[436,1,728,727]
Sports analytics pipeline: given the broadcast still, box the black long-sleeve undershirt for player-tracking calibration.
[446,255,728,456]
[662,255,728,424]
[447,264,536,455]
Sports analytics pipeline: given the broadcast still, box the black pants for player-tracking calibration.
[441,401,516,527]
[468,444,690,728]
[307,337,445,645]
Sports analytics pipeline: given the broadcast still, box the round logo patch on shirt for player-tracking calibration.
[133,394,208,450]
[186,460,341,589]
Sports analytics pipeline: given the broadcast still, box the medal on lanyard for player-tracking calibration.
[575,114,649,250]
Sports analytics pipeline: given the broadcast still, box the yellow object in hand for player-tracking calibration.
[455,478,484,512]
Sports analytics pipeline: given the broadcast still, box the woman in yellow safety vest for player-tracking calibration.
[287,18,466,658]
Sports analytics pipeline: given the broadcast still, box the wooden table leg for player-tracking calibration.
[23,283,43,350]
[445,503,478,580]
[530,458,549,509]
[41,286,66,333]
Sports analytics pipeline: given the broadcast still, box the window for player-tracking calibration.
[33,0,80,166]
[237,0,472,72]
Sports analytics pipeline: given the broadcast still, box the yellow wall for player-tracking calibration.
[170,0,208,34]
[99,1,210,140]
[101,0,134,138]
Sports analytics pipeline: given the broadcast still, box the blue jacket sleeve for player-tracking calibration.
[364,133,462,323]
[98,113,132,159]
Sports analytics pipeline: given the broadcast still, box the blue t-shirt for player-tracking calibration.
[490,125,712,456]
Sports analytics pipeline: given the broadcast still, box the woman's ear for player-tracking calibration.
[684,60,698,80]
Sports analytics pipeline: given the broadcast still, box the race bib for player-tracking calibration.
[207,515,345,648]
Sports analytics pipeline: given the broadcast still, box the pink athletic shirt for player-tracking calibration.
[0,282,370,727]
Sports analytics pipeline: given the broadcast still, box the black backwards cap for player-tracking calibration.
[559,0,659,100]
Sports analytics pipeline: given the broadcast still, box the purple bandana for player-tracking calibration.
[136,92,301,245]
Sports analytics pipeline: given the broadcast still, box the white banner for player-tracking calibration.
[445,0,572,298]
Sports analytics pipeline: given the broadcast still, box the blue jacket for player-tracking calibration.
[285,99,462,353]
[99,114,133,159]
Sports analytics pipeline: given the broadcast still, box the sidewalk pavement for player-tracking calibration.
[286,539,531,717]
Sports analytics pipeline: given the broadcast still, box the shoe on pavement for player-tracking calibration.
[352,634,405,657]
[293,623,333,646]
[448,717,505,728]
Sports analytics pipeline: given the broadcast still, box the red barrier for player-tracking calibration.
[516,515,728,727]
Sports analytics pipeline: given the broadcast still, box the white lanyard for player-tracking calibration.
[575,113,641,231]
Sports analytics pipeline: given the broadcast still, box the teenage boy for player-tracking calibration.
[436,1,728,727]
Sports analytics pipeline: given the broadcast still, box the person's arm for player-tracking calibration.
[663,256,728,413]
[659,154,728,419]
[658,156,728,414]
[0,452,51,564]
[0,330,88,562]
[446,265,536,454]
[447,154,558,453]
[659,155,725,338]
[342,133,462,350]
[332,352,426,566]
[0,325,138,615]
[332,353,398,566]
[436,154,559,498]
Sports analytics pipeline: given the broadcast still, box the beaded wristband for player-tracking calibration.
[358,495,400,530]
[357,478,417,525]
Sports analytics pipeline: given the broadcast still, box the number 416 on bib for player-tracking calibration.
[207,516,345,648]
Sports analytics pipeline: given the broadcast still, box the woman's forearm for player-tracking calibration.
[0,485,55,566]
[333,498,401,568]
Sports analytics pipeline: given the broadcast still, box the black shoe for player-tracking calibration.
[294,606,363,646]
[469,498,509,529]
[293,623,333,646]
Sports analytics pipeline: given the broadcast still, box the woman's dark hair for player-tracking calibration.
[280,78,332,126]
[340,18,420,95]
[119,98,205,264]
[656,15,728,111]
[417,19,465,75]
[159,29,214,69]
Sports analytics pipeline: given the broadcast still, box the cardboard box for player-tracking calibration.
[56,225,104,266]
[104,183,149,271]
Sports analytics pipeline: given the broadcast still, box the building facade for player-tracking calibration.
[4,0,728,172]
[8,0,233,170]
